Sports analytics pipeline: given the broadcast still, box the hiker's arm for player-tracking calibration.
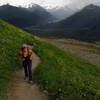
[18,51,23,60]
[29,50,33,60]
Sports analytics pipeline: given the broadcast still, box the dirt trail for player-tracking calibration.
[46,39,100,67]
[6,53,49,100]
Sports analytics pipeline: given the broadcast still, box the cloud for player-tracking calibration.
[0,0,100,9]
[0,0,32,7]
[68,0,100,9]
[0,0,71,8]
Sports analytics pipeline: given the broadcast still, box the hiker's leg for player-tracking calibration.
[27,60,32,81]
[23,61,28,78]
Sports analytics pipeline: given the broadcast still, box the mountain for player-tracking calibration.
[52,4,100,29]
[28,4,55,22]
[30,4,100,41]
[0,4,55,28]
[48,5,76,20]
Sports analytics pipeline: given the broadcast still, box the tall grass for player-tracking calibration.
[0,20,35,100]
[33,38,100,100]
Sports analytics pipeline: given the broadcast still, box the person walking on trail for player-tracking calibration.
[19,44,33,83]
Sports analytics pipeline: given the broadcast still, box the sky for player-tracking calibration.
[0,0,100,9]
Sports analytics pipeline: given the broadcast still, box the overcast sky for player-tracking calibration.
[0,0,100,9]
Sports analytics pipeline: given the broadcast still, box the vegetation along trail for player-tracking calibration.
[46,39,100,67]
[6,52,49,100]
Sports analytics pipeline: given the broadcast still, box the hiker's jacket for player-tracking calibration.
[19,48,33,61]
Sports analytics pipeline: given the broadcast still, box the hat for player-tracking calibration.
[22,44,28,48]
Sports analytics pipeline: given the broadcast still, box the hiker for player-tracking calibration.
[19,44,33,83]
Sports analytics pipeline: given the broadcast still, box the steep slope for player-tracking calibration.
[0,4,54,28]
[0,19,35,100]
[0,19,100,100]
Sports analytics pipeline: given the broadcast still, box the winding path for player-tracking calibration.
[6,53,49,100]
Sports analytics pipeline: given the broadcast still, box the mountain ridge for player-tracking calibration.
[29,4,100,41]
[0,4,55,28]
[54,4,100,29]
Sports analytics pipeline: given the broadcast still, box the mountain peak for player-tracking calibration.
[1,4,17,8]
[27,3,52,15]
[84,4,100,10]
[1,4,11,7]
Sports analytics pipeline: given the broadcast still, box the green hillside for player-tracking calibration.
[33,39,100,100]
[0,20,100,100]
[0,20,35,100]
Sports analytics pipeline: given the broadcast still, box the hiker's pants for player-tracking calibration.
[23,60,32,81]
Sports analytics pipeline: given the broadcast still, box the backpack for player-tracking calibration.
[21,47,30,58]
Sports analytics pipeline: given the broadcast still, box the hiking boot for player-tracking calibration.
[28,80,33,84]
[24,77,28,81]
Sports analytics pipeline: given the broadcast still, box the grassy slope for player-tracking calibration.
[33,38,100,100]
[0,19,100,100]
[0,20,35,100]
